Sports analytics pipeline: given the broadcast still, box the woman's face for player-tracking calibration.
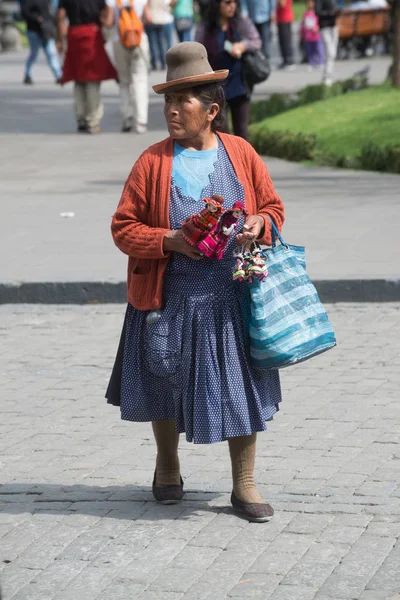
[219,0,237,20]
[164,90,218,140]
[207,203,218,213]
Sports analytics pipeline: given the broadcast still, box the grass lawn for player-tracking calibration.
[250,84,400,159]
[293,0,306,22]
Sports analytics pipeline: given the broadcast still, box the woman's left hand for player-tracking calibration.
[236,215,264,247]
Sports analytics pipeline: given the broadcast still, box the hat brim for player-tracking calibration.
[153,70,229,94]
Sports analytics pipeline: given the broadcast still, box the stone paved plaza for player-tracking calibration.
[1,303,400,600]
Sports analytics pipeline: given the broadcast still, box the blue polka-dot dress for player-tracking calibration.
[106,138,282,444]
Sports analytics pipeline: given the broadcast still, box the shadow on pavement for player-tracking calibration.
[0,483,227,520]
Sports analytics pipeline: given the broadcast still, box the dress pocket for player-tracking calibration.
[144,308,183,378]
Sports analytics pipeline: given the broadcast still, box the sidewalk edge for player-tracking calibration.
[1,280,400,304]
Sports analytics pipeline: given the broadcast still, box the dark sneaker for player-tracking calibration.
[77,120,87,133]
[23,75,33,85]
[231,490,274,523]
[121,118,133,133]
[152,470,184,505]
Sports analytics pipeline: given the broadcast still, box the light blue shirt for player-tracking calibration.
[241,0,276,23]
[172,143,218,202]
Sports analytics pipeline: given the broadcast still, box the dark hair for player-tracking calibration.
[204,0,241,32]
[192,82,228,133]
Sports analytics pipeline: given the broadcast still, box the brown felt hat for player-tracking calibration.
[153,42,229,95]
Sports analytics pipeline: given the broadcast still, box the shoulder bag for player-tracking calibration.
[241,50,270,87]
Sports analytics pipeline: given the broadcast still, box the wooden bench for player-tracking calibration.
[337,8,391,39]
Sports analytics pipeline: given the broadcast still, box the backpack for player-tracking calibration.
[116,0,143,49]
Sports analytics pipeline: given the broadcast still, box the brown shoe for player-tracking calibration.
[152,470,185,505]
[231,490,274,523]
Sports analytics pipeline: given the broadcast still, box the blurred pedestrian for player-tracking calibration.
[315,0,338,85]
[241,0,276,59]
[144,0,174,70]
[106,0,150,133]
[173,0,194,42]
[106,41,285,522]
[56,0,117,133]
[300,0,324,68]
[276,0,295,69]
[21,0,62,84]
[196,0,262,140]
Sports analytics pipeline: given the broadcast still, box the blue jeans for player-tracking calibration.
[254,20,271,59]
[25,30,62,80]
[145,24,167,69]
[163,22,174,50]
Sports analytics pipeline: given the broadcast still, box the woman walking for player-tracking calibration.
[22,0,62,84]
[106,42,285,522]
[144,0,174,70]
[195,0,261,140]
[56,0,117,133]
[173,0,194,42]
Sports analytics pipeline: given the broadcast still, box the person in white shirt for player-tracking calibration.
[106,0,150,132]
[144,0,174,70]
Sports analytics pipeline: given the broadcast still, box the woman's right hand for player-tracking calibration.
[230,42,246,59]
[163,230,204,260]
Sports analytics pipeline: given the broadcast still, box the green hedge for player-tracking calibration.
[250,129,400,174]
[250,69,369,124]
[249,128,316,162]
[358,143,400,174]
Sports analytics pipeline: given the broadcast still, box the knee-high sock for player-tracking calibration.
[152,419,180,487]
[228,433,266,504]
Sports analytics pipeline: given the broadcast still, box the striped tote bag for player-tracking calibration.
[248,221,336,369]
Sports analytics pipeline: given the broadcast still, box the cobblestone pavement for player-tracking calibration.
[1,303,400,600]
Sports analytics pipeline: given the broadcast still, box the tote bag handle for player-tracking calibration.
[270,218,287,248]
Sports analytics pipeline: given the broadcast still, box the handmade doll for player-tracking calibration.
[198,201,248,260]
[232,248,246,282]
[247,247,268,282]
[181,194,224,247]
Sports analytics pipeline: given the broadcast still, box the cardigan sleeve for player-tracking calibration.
[111,154,170,260]
[239,15,262,52]
[249,148,285,246]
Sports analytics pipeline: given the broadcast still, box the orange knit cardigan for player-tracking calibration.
[111,132,285,310]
